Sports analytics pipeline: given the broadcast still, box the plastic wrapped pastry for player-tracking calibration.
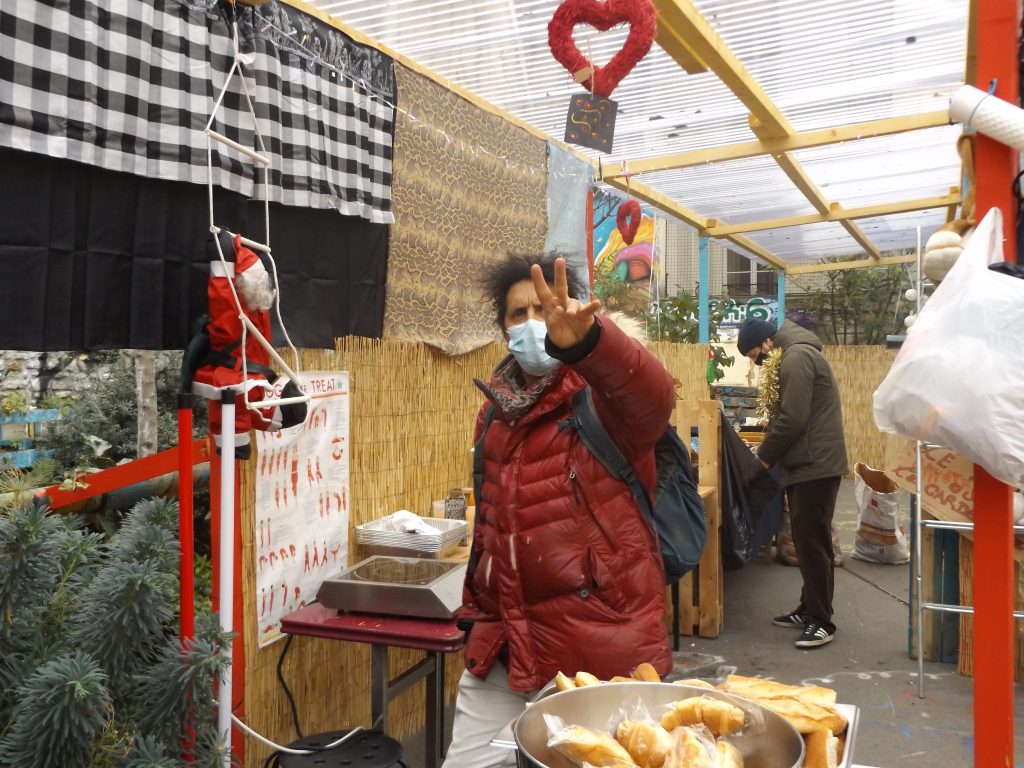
[615,719,673,768]
[661,727,716,768]
[716,740,744,768]
[549,723,635,766]
[660,696,745,736]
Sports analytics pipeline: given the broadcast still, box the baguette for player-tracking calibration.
[756,697,847,736]
[720,675,837,708]
[802,729,839,768]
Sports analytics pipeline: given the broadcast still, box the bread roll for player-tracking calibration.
[803,729,839,768]
[673,679,716,690]
[660,696,745,736]
[576,671,602,687]
[555,724,635,766]
[555,671,577,692]
[716,740,744,768]
[721,675,837,708]
[632,662,661,682]
[615,719,672,768]
[756,697,847,736]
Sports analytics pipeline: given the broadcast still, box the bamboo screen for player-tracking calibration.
[822,345,901,472]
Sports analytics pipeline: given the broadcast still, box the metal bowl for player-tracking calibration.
[513,682,804,768]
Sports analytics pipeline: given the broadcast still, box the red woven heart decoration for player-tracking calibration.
[548,0,657,99]
[616,200,642,245]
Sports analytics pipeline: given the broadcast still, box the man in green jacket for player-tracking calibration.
[738,318,849,648]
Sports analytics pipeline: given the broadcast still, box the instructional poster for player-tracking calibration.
[253,371,350,647]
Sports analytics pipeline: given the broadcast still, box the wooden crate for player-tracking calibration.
[668,400,723,639]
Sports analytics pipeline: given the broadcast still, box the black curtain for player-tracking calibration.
[0,146,388,351]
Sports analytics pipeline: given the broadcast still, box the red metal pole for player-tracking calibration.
[972,1,1018,765]
[177,394,195,644]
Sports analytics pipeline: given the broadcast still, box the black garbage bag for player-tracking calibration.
[719,412,782,569]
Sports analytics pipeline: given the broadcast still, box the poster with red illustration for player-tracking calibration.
[253,371,350,647]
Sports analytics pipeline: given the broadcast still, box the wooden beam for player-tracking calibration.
[604,111,951,179]
[604,177,708,230]
[652,0,791,130]
[748,115,883,259]
[785,255,915,276]
[706,193,962,235]
[965,0,979,87]
[654,0,883,259]
[720,233,789,271]
[655,17,709,74]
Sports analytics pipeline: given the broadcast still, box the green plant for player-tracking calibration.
[39,392,78,416]
[38,351,208,473]
[0,497,229,766]
[638,291,736,380]
[796,257,911,344]
[0,391,30,416]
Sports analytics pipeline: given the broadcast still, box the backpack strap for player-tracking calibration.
[467,403,498,579]
[571,387,655,521]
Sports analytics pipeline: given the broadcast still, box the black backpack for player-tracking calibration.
[472,386,707,584]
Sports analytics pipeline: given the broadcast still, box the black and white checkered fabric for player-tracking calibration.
[0,0,395,224]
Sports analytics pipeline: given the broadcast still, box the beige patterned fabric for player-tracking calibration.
[385,64,549,355]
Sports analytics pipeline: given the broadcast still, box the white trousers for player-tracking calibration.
[442,663,534,768]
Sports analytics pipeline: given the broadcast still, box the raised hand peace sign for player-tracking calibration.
[531,257,602,349]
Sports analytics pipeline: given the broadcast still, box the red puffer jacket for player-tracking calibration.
[462,316,675,691]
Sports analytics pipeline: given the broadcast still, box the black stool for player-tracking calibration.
[275,730,409,768]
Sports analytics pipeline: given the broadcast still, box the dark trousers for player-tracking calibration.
[787,475,842,632]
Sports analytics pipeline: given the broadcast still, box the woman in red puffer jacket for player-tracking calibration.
[443,255,675,768]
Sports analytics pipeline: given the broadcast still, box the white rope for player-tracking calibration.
[205,9,307,411]
[231,714,364,755]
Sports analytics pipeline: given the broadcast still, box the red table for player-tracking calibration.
[280,603,465,768]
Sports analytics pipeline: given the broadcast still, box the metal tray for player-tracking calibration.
[356,515,467,559]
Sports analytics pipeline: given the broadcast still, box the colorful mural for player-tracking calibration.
[593,195,657,295]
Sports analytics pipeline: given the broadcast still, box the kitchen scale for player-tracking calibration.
[316,555,467,619]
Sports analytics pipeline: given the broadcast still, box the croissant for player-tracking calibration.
[661,728,715,768]
[555,725,635,766]
[576,671,603,687]
[673,679,716,690]
[660,696,745,736]
[716,740,744,768]
[631,662,661,682]
[615,719,673,768]
[555,671,577,692]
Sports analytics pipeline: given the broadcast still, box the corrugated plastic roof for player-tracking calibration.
[310,0,969,265]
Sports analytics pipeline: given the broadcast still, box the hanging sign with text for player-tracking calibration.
[253,371,350,647]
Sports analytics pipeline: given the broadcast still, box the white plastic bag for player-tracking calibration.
[874,209,1024,487]
[851,463,909,564]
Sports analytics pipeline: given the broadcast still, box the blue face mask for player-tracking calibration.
[507,319,558,376]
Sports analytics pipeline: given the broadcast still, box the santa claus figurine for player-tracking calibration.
[184,231,306,459]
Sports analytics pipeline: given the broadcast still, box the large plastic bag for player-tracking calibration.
[874,208,1024,487]
[851,463,909,564]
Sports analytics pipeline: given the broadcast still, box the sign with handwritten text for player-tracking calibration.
[887,443,973,523]
[253,371,350,647]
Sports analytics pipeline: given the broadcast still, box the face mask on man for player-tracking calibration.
[507,318,558,376]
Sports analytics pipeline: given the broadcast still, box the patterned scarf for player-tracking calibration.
[476,354,563,421]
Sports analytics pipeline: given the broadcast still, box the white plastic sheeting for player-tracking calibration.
[313,0,969,264]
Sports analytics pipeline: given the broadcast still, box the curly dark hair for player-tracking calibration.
[481,253,587,331]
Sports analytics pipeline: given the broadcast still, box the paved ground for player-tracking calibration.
[400,480,1024,767]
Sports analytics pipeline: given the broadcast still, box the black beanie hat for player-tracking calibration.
[737,318,777,355]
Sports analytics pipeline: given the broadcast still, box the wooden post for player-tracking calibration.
[972,0,1018,763]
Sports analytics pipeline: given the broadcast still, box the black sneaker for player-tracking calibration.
[772,611,805,628]
[795,623,835,648]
